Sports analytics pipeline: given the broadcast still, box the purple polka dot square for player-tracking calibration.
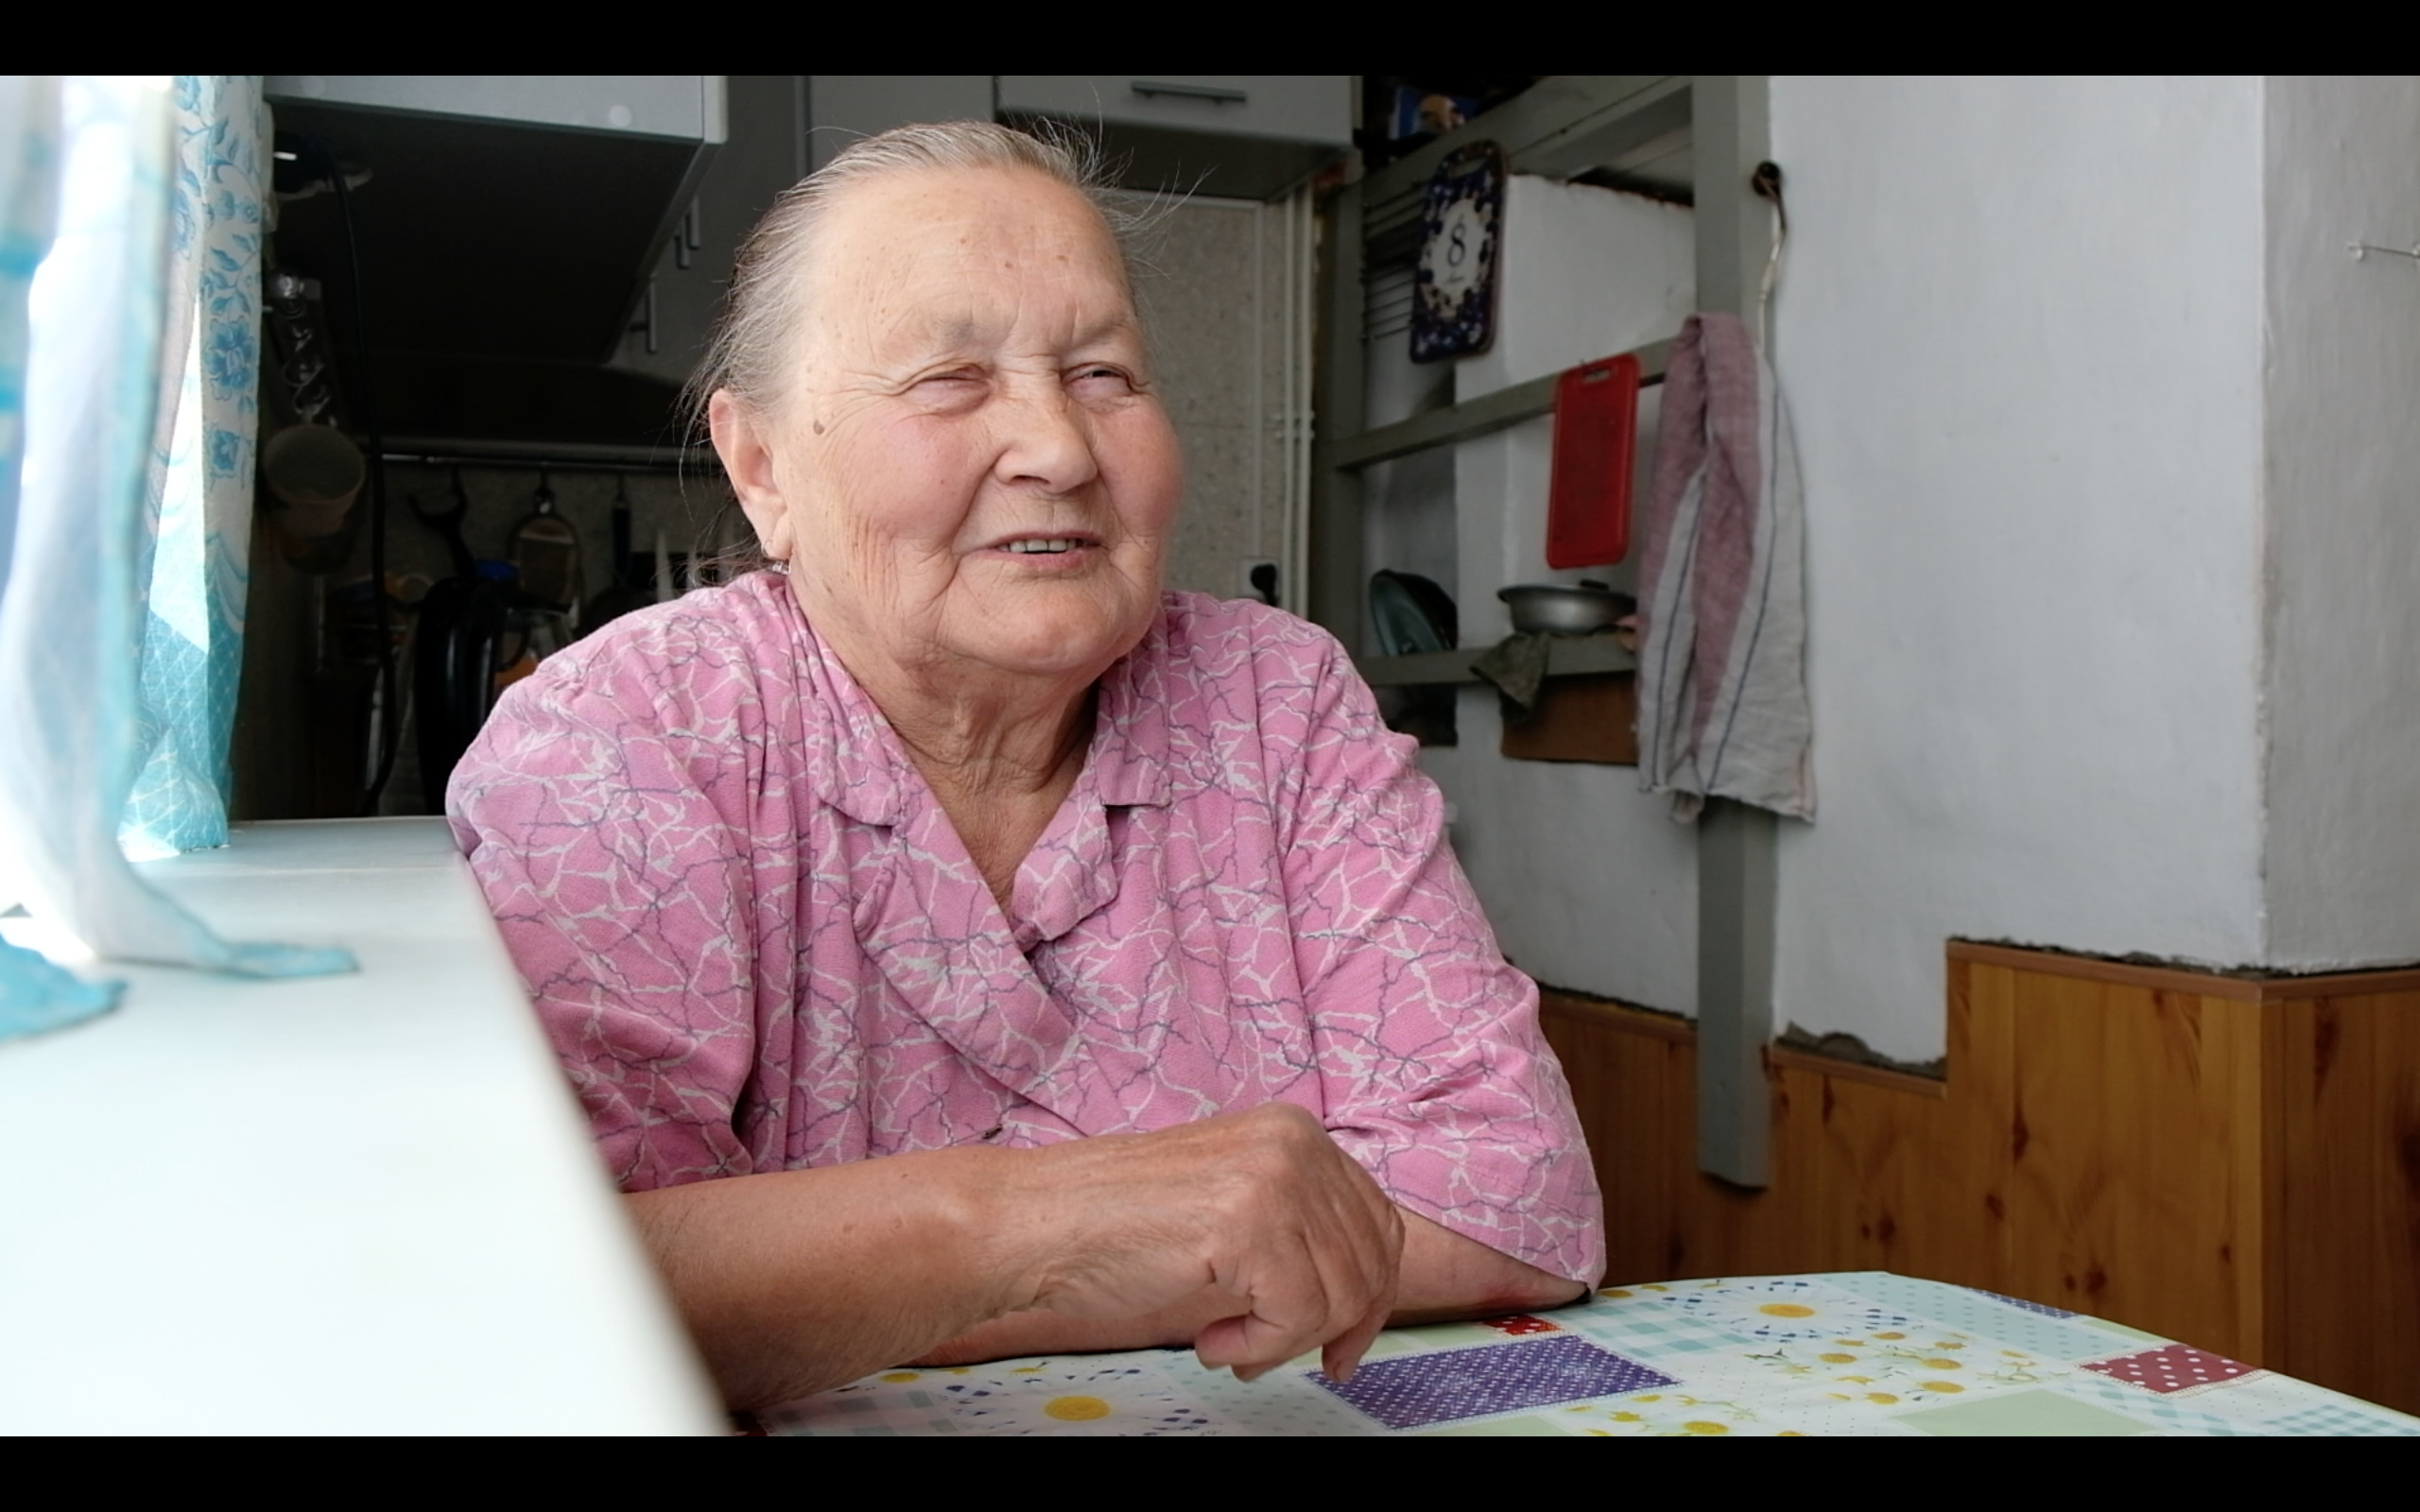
[1313,1334,1678,1430]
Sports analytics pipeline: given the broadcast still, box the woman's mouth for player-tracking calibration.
[1004,538,1081,555]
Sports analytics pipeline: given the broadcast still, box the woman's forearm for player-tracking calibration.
[631,1104,1402,1409]
[914,1208,1586,1369]
[630,1145,1026,1408]
[1391,1210,1590,1321]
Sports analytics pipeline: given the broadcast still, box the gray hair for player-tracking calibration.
[686,120,1133,435]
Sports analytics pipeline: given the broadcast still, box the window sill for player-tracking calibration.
[0,818,719,1434]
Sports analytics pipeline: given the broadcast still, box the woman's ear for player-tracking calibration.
[710,389,797,563]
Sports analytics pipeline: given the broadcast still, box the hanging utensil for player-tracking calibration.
[510,468,582,615]
[406,468,477,583]
[580,473,655,635]
[1546,352,1641,569]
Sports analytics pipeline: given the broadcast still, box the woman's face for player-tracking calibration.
[717,166,1182,692]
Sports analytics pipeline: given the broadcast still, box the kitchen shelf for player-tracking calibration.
[1329,338,1669,473]
[1308,76,1781,1192]
[1357,636,1636,687]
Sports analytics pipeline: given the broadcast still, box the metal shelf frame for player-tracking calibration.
[1357,636,1635,689]
[1307,75,1780,1189]
[1329,339,1671,474]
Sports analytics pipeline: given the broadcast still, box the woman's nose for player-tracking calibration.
[991,382,1100,496]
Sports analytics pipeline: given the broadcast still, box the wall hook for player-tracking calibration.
[2349,240,2420,263]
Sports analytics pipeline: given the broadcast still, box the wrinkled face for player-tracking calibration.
[717,165,1182,692]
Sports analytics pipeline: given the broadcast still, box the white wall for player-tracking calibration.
[1766,77,2271,1060]
[1416,177,1702,1012]
[2261,77,2420,969]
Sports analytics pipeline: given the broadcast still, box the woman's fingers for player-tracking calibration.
[1009,1102,1403,1380]
[1321,1288,1396,1383]
[1193,1222,1396,1383]
[1206,1107,1401,1378]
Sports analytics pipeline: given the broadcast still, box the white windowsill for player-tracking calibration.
[0,818,720,1435]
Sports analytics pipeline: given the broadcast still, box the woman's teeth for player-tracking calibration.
[1006,539,1078,554]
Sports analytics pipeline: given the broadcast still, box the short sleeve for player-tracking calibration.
[446,613,780,1192]
[1275,628,1605,1285]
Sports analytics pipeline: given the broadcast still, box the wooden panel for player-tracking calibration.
[1541,993,1948,1285]
[2275,992,2420,1413]
[1498,674,1638,765]
[1767,1043,1946,1098]
[1990,973,2267,1358]
[1538,949,2420,1415]
[1950,941,2268,1002]
[1948,938,2420,1004]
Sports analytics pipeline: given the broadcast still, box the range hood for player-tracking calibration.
[265,77,724,453]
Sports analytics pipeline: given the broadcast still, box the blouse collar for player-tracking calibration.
[768,575,1191,827]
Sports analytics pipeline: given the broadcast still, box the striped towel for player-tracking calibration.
[1635,313,1812,821]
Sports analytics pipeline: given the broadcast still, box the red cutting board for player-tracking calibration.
[1546,353,1641,568]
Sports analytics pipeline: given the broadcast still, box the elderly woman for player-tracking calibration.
[448,123,1602,1409]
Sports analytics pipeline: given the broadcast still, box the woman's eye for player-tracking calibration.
[1069,366,1136,393]
[908,370,987,407]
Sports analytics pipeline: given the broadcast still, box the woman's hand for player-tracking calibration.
[915,1199,1587,1371]
[988,1102,1403,1383]
[631,1102,1402,1408]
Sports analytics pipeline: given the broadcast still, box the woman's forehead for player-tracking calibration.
[804,167,1137,356]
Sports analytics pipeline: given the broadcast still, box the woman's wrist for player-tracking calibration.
[908,1293,1225,1367]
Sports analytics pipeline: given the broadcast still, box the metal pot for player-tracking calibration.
[1496,580,1634,635]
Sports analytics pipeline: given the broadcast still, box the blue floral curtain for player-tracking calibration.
[1,77,349,1042]
[121,76,267,857]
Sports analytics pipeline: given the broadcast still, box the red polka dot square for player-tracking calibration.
[1478,1314,1562,1337]
[2082,1344,2256,1395]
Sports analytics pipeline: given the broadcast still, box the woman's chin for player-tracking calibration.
[947,601,1154,685]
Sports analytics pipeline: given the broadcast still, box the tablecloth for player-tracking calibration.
[762,1271,2420,1436]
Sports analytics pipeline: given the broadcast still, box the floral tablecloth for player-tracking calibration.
[763,1271,2420,1436]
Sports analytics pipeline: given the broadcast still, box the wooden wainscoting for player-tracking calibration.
[1538,942,2420,1415]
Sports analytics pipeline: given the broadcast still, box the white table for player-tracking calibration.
[0,819,719,1434]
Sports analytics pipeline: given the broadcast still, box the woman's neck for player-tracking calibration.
[886,683,1097,914]
[801,589,1101,907]
[881,679,1097,811]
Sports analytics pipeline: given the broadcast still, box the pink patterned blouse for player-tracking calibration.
[448,572,1604,1284]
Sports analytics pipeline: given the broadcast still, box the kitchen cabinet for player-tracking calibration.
[999,75,1350,199]
[266,75,725,447]
[610,76,809,389]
